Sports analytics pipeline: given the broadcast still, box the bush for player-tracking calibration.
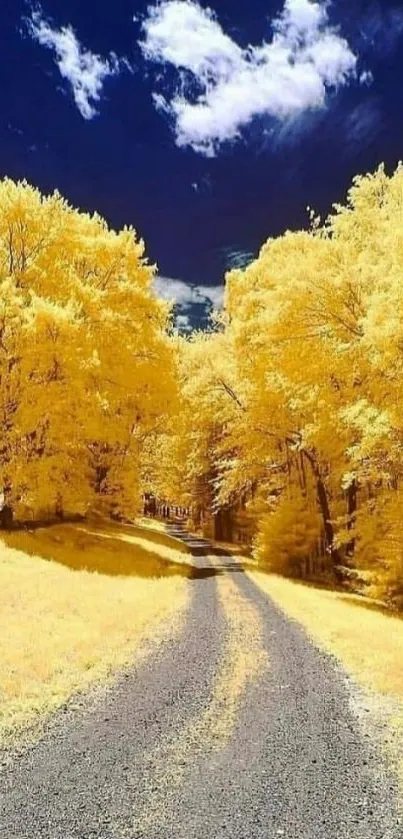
[254,494,321,577]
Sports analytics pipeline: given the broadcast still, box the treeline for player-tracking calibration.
[158,165,403,607]
[4,168,403,608]
[0,179,177,523]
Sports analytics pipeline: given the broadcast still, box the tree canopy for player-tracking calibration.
[0,179,177,520]
[161,164,403,605]
[3,167,403,605]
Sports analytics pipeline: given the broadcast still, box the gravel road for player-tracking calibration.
[0,540,400,839]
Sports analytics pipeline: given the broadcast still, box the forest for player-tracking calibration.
[1,165,403,606]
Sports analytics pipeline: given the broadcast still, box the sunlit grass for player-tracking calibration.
[134,516,168,533]
[250,572,403,699]
[3,522,193,578]
[0,526,189,749]
[250,571,403,781]
[78,525,195,570]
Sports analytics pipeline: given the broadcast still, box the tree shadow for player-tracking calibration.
[2,524,217,580]
[249,564,402,618]
[208,546,256,573]
[336,593,403,620]
[2,520,257,581]
[90,516,192,557]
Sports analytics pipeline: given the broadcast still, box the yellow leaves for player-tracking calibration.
[341,470,357,491]
[341,400,392,467]
[254,494,322,576]
[0,178,177,518]
[164,162,403,603]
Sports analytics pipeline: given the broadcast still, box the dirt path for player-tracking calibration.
[0,544,400,839]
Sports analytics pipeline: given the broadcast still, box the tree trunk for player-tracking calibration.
[0,504,13,529]
[301,449,342,578]
[346,479,357,560]
[0,480,14,530]
[55,493,64,521]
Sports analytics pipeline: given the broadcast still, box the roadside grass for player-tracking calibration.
[250,571,403,781]
[134,516,167,533]
[0,526,190,750]
[3,522,193,578]
[250,572,403,700]
[89,516,192,559]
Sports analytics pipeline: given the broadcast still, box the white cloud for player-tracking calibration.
[140,0,359,155]
[141,0,241,81]
[153,276,224,309]
[154,276,224,332]
[196,284,224,308]
[175,313,192,332]
[28,9,120,119]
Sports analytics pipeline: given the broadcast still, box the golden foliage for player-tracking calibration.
[162,164,403,603]
[4,167,403,604]
[255,494,322,577]
[0,179,177,519]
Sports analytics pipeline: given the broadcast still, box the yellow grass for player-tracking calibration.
[134,516,167,533]
[0,527,189,749]
[78,525,195,569]
[250,571,403,782]
[3,521,193,577]
[250,572,403,700]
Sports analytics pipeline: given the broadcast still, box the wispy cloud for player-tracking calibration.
[140,0,359,156]
[154,276,224,330]
[175,312,192,332]
[358,5,403,60]
[344,100,381,150]
[154,276,224,310]
[27,8,121,119]
[222,247,254,270]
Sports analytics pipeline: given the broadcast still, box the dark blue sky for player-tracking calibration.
[2,0,403,324]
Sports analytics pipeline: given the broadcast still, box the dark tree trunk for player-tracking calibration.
[1,479,14,530]
[302,449,343,578]
[55,494,64,521]
[94,464,109,495]
[346,479,357,559]
[299,451,307,495]
[0,504,13,529]
[214,506,233,542]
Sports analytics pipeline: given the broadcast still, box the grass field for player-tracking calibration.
[3,521,193,577]
[0,524,190,750]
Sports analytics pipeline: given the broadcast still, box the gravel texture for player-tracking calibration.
[0,543,400,839]
[168,570,401,839]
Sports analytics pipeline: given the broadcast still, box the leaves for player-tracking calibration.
[164,164,403,601]
[0,179,177,519]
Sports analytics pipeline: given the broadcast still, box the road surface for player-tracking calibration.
[0,535,400,838]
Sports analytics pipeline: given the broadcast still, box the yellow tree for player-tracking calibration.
[0,178,177,521]
[211,163,403,590]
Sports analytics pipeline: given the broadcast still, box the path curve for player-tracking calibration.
[0,536,400,838]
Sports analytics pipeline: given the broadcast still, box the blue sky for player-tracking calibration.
[2,0,403,328]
